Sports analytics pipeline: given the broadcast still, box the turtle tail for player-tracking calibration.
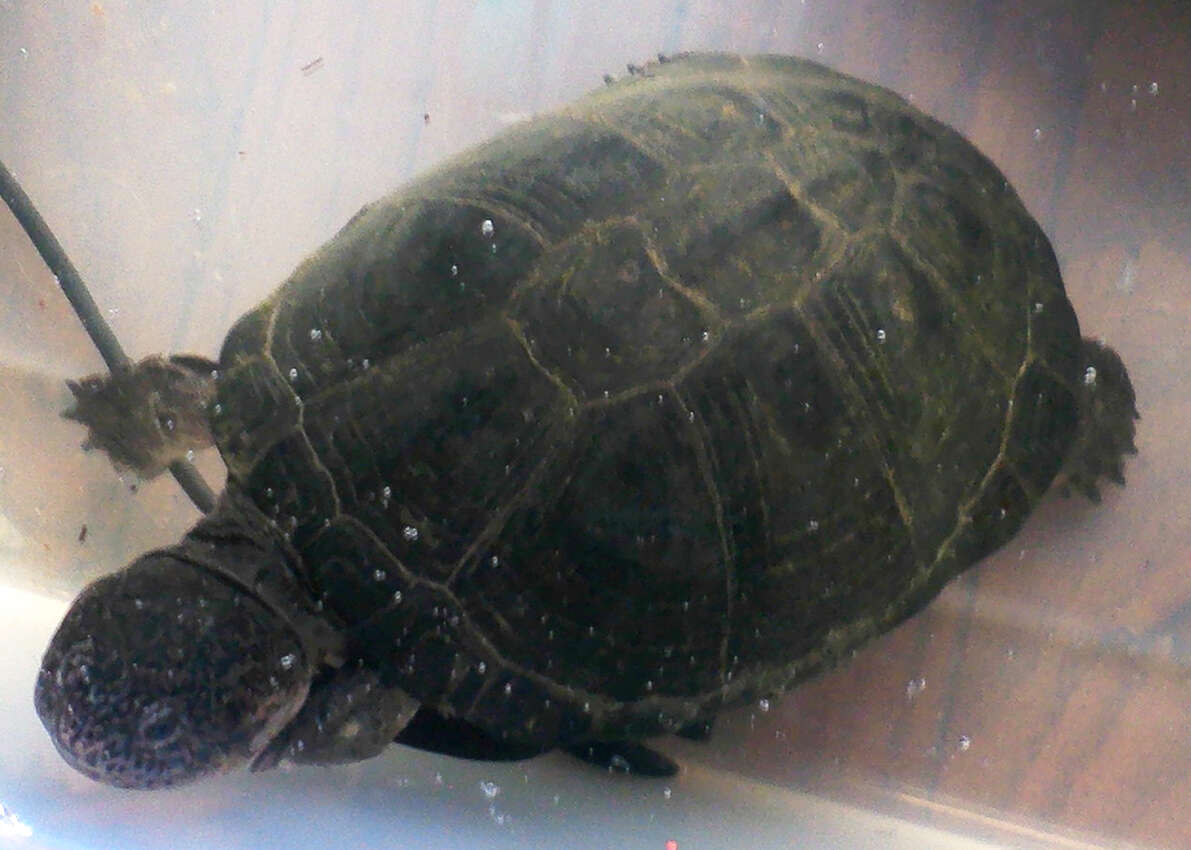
[1059,338,1139,503]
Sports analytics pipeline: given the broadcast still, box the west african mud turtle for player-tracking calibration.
[35,52,1137,789]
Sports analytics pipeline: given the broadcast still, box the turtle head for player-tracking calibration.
[35,552,313,789]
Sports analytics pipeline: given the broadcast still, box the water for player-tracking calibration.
[0,3,1186,849]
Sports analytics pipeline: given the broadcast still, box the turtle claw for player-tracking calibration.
[565,740,679,777]
[676,718,715,741]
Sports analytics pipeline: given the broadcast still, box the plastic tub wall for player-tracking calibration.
[1,2,1188,848]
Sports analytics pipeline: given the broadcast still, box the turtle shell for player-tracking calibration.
[210,53,1082,747]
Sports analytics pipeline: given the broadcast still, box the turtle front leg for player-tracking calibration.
[251,665,420,770]
[65,354,219,478]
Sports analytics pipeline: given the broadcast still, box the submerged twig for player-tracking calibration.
[0,158,216,514]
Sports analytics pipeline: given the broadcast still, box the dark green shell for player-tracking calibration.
[211,53,1081,746]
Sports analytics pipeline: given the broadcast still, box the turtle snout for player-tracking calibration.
[35,653,207,789]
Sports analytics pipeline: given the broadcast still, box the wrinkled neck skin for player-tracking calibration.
[174,489,346,670]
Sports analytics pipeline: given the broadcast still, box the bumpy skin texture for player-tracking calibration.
[203,52,1130,755]
[35,554,311,788]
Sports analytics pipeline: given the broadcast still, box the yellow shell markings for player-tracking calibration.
[207,54,1083,728]
[654,61,1054,660]
[668,385,738,686]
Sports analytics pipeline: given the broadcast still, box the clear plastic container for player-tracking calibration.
[2,3,1185,848]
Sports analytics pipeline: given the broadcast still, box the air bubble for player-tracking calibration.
[403,525,419,541]
[1033,127,1043,140]
[958,735,971,752]
[279,653,297,670]
[1149,81,1159,95]
[807,519,819,532]
[1083,366,1097,386]
[906,677,926,700]
[480,780,500,799]
[288,367,298,381]
[490,555,500,567]
[373,568,387,581]
[393,590,403,603]
[504,682,513,695]
[876,328,886,343]
[663,787,672,800]
[480,219,495,238]
[212,403,223,415]
[450,264,459,276]
[185,450,195,462]
[759,698,770,712]
[477,661,487,674]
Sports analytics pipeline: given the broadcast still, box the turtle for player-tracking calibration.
[34,52,1138,790]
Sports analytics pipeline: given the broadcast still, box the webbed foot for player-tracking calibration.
[1061,339,1139,502]
[65,354,217,478]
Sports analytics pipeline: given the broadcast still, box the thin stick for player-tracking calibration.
[0,158,216,514]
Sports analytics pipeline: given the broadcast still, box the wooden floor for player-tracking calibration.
[2,1,1188,846]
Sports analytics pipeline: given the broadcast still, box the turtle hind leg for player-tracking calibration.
[676,717,715,742]
[565,741,678,776]
[64,354,218,478]
[1060,338,1139,502]
[395,707,544,762]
